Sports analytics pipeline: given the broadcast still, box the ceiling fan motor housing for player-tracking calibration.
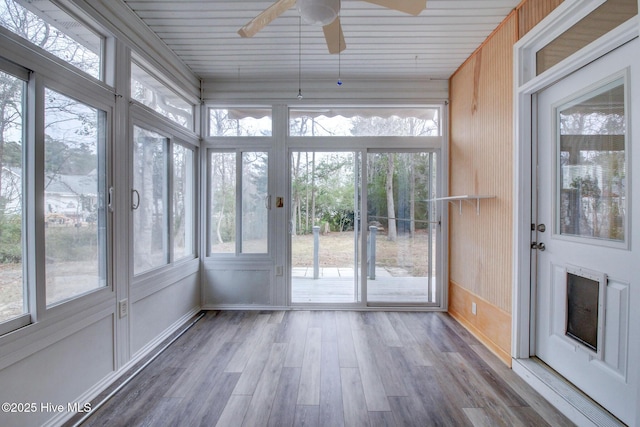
[297,0,340,26]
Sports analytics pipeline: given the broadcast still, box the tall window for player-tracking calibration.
[210,152,236,254]
[209,151,269,255]
[133,126,168,275]
[44,89,107,306]
[242,152,268,253]
[172,143,195,260]
[0,68,25,324]
[133,125,195,275]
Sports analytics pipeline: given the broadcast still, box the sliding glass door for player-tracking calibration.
[290,151,361,304]
[366,151,438,304]
[289,149,439,306]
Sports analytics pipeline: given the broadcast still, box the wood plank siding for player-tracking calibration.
[518,0,565,37]
[448,0,563,364]
[68,311,573,427]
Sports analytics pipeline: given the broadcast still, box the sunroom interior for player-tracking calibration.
[0,0,639,426]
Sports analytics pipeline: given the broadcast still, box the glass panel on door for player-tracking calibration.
[290,151,359,303]
[366,152,438,304]
[558,78,626,242]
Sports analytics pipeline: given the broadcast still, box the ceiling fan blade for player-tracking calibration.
[362,0,426,16]
[323,17,346,54]
[238,0,297,38]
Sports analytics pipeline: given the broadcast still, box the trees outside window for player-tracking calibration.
[133,126,195,275]
[209,150,269,255]
[0,69,24,323]
[44,88,107,306]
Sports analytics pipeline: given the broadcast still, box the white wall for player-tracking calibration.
[0,1,202,426]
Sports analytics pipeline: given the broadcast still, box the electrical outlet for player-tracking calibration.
[119,299,128,318]
[471,302,477,315]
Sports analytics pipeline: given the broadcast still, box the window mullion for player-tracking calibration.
[235,150,242,255]
[27,73,45,321]
[166,139,173,264]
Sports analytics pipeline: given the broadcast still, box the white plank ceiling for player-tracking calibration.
[122,0,520,82]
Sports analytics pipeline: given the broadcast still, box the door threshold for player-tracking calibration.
[512,357,625,427]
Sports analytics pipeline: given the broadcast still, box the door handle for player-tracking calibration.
[131,189,140,210]
[531,242,545,251]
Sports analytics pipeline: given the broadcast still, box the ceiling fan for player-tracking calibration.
[237,0,427,54]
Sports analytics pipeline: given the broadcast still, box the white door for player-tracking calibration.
[535,39,640,425]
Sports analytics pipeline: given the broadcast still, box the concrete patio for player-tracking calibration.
[291,267,437,304]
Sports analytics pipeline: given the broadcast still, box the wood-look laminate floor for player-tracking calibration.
[75,311,574,427]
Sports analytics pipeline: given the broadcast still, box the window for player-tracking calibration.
[44,89,107,305]
[289,107,440,136]
[133,126,168,275]
[0,68,25,324]
[557,78,626,243]
[0,0,103,79]
[210,152,236,254]
[536,0,637,75]
[1,50,113,333]
[209,108,272,137]
[209,151,269,255]
[131,61,194,130]
[242,152,268,253]
[133,125,195,275]
[173,143,195,260]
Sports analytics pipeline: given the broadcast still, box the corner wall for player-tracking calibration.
[448,0,563,365]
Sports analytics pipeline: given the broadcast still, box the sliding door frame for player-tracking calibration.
[285,134,447,310]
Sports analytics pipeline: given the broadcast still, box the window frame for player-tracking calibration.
[0,48,116,335]
[42,85,110,308]
[207,147,272,258]
[0,62,29,335]
[130,107,198,279]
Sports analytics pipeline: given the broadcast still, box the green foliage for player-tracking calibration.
[44,136,96,175]
[45,226,98,262]
[2,140,21,167]
[0,214,21,263]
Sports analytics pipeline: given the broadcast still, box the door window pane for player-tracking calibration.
[210,152,236,253]
[173,144,194,260]
[367,152,437,303]
[558,78,626,242]
[44,89,107,305]
[133,126,168,274]
[242,152,268,253]
[0,70,25,322]
[290,151,357,304]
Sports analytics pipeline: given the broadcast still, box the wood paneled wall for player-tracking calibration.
[448,0,563,364]
[518,0,565,37]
